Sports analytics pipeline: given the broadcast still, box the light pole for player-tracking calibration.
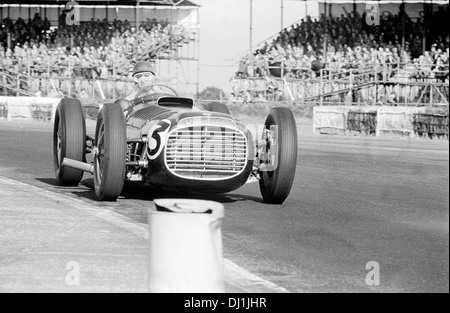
[136,0,141,31]
[250,0,253,55]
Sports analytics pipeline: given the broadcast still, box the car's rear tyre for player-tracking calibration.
[259,107,298,204]
[94,103,127,201]
[201,102,231,115]
[53,98,86,186]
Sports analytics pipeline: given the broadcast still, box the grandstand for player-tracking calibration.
[0,0,200,98]
[0,0,448,108]
[232,0,449,107]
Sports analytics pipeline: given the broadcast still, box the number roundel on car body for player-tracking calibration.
[147,120,172,160]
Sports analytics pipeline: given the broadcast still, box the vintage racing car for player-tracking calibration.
[53,85,298,204]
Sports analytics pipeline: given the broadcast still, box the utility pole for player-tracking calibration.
[401,0,405,51]
[305,0,308,18]
[250,0,253,54]
[136,0,141,31]
[323,0,327,56]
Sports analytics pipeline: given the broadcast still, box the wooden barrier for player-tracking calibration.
[0,96,61,123]
[413,114,449,140]
[313,106,449,139]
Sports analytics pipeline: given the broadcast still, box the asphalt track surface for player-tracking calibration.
[0,119,448,293]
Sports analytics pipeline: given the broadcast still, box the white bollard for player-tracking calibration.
[148,199,225,293]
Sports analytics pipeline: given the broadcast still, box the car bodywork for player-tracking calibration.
[54,84,298,204]
[123,87,254,193]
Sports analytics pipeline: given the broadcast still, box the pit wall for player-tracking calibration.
[0,96,61,123]
[313,106,448,139]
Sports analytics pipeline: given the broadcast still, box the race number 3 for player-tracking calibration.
[365,3,380,26]
[66,1,80,26]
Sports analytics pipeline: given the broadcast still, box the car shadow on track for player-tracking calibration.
[35,177,264,205]
[36,177,99,201]
[120,183,264,204]
[35,178,59,186]
[85,178,264,204]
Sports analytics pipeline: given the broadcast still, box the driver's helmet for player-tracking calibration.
[133,61,155,76]
[133,61,155,89]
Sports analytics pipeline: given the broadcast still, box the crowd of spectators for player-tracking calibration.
[232,5,449,104]
[0,13,51,51]
[236,5,449,81]
[0,12,188,80]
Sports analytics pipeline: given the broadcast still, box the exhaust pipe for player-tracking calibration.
[62,158,94,174]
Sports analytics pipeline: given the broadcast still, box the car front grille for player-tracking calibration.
[165,125,248,180]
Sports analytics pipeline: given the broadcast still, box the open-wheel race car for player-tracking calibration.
[53,85,298,204]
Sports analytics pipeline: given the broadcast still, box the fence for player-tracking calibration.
[232,62,449,107]
[347,111,377,135]
[314,105,449,139]
[413,113,449,139]
[0,96,60,123]
[1,57,449,107]
[0,70,36,97]
[0,67,136,101]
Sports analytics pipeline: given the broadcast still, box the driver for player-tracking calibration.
[125,61,157,101]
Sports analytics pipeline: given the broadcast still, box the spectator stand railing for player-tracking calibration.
[232,60,321,104]
[0,68,35,97]
[314,67,377,105]
[1,57,136,102]
[32,74,135,103]
[139,23,197,62]
[315,63,449,107]
[2,56,199,104]
[231,61,449,107]
[231,63,376,105]
[122,26,194,63]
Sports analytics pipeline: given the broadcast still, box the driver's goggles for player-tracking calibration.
[133,72,154,82]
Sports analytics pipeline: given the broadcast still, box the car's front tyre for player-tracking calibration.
[94,103,127,201]
[259,107,298,204]
[53,98,86,186]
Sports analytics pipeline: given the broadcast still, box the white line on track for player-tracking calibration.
[0,175,290,293]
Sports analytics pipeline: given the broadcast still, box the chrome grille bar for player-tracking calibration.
[165,125,248,180]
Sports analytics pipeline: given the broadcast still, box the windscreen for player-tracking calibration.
[134,85,177,100]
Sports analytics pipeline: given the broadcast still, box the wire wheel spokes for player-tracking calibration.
[93,103,127,201]
[261,123,276,187]
[57,122,63,166]
[95,123,105,186]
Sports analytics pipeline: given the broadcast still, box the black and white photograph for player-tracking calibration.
[0,0,448,298]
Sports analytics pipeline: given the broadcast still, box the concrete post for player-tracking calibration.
[148,199,225,293]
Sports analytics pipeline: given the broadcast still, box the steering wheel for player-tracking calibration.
[134,84,178,101]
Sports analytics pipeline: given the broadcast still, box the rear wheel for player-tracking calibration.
[259,107,298,204]
[94,103,127,201]
[53,98,86,186]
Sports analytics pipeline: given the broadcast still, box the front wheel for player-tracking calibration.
[94,103,127,201]
[259,107,298,204]
[53,98,86,186]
